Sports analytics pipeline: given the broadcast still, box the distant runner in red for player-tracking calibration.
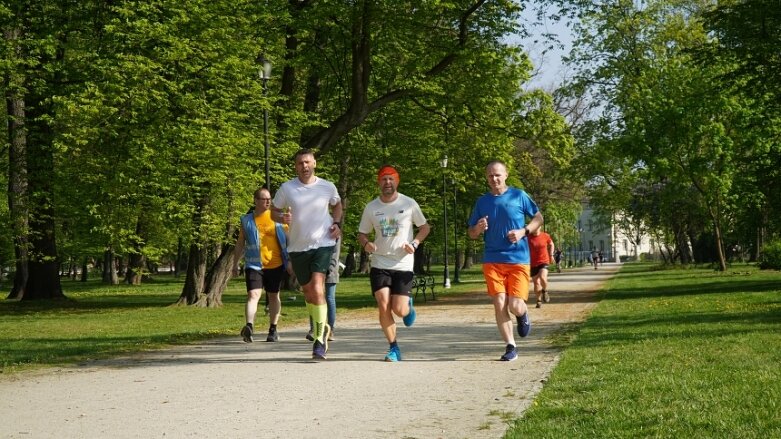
[528,228,554,308]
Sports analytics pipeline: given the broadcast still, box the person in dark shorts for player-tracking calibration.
[528,228,554,308]
[272,149,342,360]
[233,188,290,343]
[358,165,430,362]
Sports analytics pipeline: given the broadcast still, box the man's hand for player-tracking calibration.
[507,229,525,243]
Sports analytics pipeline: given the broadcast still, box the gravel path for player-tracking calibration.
[0,264,619,439]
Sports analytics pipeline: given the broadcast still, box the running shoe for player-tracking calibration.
[500,344,518,362]
[543,290,550,303]
[402,296,416,327]
[311,323,331,360]
[384,345,402,362]
[517,311,531,338]
[306,330,315,341]
[240,324,253,343]
[266,327,279,342]
[312,340,327,360]
[327,328,335,341]
[536,300,541,308]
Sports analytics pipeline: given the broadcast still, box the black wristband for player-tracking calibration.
[362,241,370,250]
[524,226,530,236]
[332,221,341,227]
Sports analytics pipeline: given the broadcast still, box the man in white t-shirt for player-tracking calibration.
[358,165,430,362]
[272,148,342,360]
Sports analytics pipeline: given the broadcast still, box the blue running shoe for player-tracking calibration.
[517,311,531,338]
[384,345,402,362]
[500,344,518,362]
[312,340,327,360]
[402,296,416,327]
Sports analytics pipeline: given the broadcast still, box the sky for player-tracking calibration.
[517,4,576,91]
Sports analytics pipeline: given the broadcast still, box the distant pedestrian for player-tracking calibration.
[358,165,430,362]
[591,249,599,270]
[528,228,554,308]
[467,160,543,362]
[272,149,342,360]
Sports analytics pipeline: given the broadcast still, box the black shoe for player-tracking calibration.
[266,327,279,342]
[305,330,315,341]
[240,324,253,343]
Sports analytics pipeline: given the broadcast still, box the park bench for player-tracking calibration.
[413,273,436,302]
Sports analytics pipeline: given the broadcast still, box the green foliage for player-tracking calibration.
[759,240,781,270]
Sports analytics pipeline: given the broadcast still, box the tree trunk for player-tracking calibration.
[125,218,147,285]
[193,242,236,308]
[21,95,64,300]
[342,244,356,277]
[176,243,207,305]
[5,28,29,299]
[463,239,475,269]
[102,247,119,284]
[80,257,89,282]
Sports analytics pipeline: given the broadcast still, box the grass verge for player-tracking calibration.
[506,263,781,438]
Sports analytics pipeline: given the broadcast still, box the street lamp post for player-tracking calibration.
[257,55,272,190]
[440,155,451,289]
[452,178,460,283]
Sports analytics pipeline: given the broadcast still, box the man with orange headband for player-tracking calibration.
[358,165,430,362]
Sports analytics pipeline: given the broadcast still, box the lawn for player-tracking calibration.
[0,265,487,373]
[505,263,781,438]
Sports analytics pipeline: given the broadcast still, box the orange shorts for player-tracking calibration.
[482,263,531,300]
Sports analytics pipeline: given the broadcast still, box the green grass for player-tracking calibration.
[505,263,781,439]
[0,265,487,373]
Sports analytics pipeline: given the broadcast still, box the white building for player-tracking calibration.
[575,203,656,262]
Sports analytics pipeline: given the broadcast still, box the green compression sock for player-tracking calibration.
[312,303,328,342]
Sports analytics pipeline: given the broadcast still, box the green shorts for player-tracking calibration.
[289,246,334,286]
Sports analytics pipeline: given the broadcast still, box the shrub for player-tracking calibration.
[759,239,781,270]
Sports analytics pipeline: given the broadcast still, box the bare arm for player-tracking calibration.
[468,216,488,239]
[329,201,344,239]
[357,232,374,253]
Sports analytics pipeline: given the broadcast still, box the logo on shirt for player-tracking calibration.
[379,217,400,237]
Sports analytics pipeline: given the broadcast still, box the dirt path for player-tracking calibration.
[0,264,619,439]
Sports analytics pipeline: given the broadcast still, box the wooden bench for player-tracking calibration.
[413,273,436,302]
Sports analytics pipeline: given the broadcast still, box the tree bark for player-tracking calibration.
[5,27,29,300]
[21,94,64,300]
[193,242,236,308]
[176,243,207,305]
[102,247,119,284]
[125,218,147,285]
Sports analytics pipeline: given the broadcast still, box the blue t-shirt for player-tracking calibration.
[467,187,539,264]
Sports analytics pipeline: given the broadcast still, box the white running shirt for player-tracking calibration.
[273,177,340,252]
[358,193,427,271]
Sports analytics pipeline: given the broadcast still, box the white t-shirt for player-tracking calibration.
[273,177,340,252]
[358,193,427,271]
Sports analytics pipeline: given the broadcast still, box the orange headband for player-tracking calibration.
[377,165,400,184]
